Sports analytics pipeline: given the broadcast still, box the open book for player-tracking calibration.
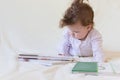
[18,54,75,62]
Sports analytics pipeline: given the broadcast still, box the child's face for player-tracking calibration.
[68,22,92,40]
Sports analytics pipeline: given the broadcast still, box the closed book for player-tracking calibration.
[72,62,98,73]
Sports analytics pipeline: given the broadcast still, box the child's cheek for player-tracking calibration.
[75,34,79,38]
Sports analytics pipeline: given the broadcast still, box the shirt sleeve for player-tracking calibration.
[91,30,104,63]
[57,29,71,56]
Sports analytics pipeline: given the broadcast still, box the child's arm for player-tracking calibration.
[91,31,104,63]
[57,29,71,56]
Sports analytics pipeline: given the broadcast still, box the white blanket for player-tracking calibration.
[1,60,120,80]
[1,30,120,80]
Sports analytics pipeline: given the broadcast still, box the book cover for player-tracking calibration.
[72,62,98,73]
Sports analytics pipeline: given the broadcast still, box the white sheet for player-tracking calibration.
[1,60,120,80]
[0,32,17,78]
[1,25,120,80]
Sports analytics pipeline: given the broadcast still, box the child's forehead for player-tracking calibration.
[68,27,83,32]
[69,21,83,27]
[68,22,84,30]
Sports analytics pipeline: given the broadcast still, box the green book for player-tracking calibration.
[72,62,98,73]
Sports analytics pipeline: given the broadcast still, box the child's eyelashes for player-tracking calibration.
[72,31,81,34]
[74,31,80,33]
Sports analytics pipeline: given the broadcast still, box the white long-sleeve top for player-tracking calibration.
[58,28,104,62]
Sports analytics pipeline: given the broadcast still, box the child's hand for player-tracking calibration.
[69,31,74,37]
[58,54,65,56]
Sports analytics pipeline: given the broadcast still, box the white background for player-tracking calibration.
[0,0,120,55]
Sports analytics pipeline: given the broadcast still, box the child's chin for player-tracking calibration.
[78,37,86,40]
[76,37,82,40]
[74,37,85,40]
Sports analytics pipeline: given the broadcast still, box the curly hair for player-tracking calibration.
[60,0,94,28]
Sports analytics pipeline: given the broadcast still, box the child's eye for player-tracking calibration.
[76,32,79,33]
[74,31,80,33]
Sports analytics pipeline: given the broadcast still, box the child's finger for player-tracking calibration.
[58,54,65,56]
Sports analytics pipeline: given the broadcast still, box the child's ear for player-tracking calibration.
[87,24,92,31]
